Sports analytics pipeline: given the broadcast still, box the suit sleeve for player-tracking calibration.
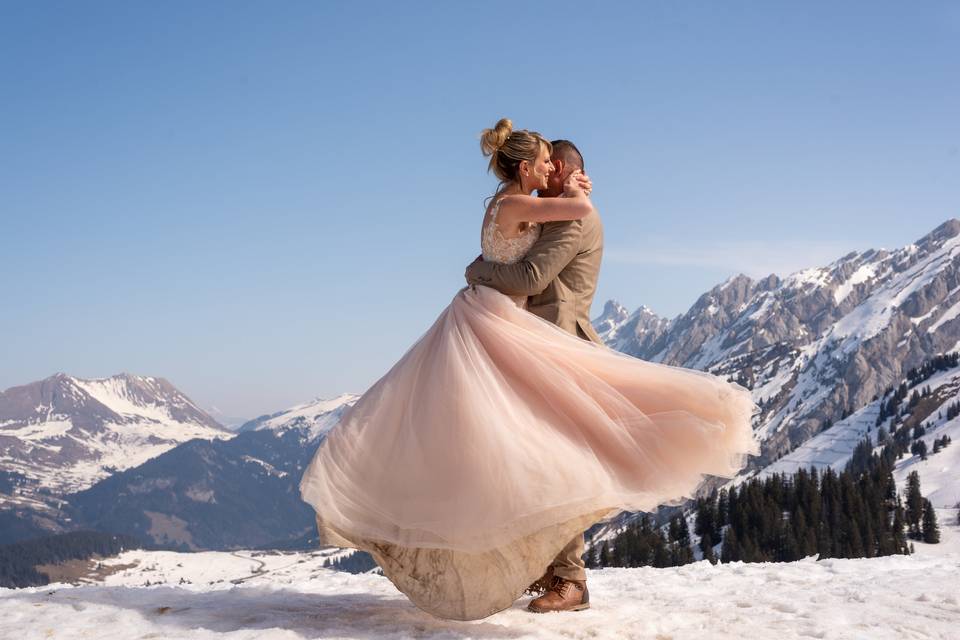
[465,220,581,296]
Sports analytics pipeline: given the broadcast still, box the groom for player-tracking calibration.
[464,139,603,613]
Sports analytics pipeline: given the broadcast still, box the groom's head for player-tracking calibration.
[538,139,585,198]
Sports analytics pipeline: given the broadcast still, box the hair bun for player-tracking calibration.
[480,118,513,156]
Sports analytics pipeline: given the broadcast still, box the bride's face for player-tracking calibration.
[520,144,554,193]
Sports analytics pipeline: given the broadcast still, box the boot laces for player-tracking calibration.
[552,576,575,597]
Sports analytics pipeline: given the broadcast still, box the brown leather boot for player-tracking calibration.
[527,575,590,613]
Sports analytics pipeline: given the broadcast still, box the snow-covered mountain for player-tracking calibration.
[591,299,630,343]
[757,357,960,510]
[592,218,960,472]
[0,373,231,510]
[236,393,358,440]
[63,393,360,550]
[594,299,666,347]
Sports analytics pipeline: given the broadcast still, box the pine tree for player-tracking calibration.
[910,439,928,460]
[847,436,875,476]
[653,532,671,568]
[921,498,940,543]
[904,471,924,539]
[694,494,719,553]
[668,513,684,543]
[892,496,908,553]
[718,488,729,526]
[720,525,741,562]
[703,544,717,564]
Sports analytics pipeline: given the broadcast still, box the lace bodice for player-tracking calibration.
[481,198,540,265]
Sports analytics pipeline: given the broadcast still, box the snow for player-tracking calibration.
[832,261,877,306]
[911,303,941,326]
[2,536,958,639]
[782,265,832,291]
[747,293,773,321]
[718,274,740,291]
[592,300,631,343]
[2,418,74,442]
[758,403,881,478]
[830,232,960,344]
[916,284,960,329]
[927,297,960,333]
[73,376,181,423]
[241,455,288,478]
[687,326,730,370]
[249,394,359,440]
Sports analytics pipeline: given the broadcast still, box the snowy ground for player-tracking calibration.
[3,512,959,640]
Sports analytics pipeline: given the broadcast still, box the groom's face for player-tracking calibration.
[538,157,571,198]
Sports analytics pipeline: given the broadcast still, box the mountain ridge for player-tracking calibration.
[0,372,230,509]
[593,217,960,471]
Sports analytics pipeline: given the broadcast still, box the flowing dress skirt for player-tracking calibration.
[299,285,760,620]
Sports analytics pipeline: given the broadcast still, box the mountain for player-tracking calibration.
[592,299,630,343]
[594,299,665,347]
[592,219,960,473]
[236,393,359,439]
[63,393,359,550]
[0,373,230,513]
[756,352,960,510]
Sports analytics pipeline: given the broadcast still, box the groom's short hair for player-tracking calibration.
[550,139,584,172]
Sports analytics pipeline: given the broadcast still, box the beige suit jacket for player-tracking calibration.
[465,210,604,344]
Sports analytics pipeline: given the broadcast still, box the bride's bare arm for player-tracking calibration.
[496,171,594,226]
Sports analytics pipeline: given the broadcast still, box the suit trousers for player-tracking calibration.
[550,531,586,581]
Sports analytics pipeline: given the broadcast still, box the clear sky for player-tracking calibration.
[3,2,959,420]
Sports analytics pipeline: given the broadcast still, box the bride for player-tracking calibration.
[299,119,760,621]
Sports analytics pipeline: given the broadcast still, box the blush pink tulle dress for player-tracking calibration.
[299,200,761,620]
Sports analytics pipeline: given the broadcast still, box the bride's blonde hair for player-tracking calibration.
[480,118,552,188]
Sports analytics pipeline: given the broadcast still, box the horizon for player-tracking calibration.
[7,213,960,424]
[3,2,959,417]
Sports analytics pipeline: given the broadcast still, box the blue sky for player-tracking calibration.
[3,2,959,419]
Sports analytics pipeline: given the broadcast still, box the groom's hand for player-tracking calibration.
[465,254,484,284]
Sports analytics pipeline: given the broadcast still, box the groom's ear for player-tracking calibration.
[552,158,564,174]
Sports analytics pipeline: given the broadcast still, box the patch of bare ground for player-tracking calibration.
[35,554,139,585]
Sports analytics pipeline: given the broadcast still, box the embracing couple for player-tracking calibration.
[300,118,760,620]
